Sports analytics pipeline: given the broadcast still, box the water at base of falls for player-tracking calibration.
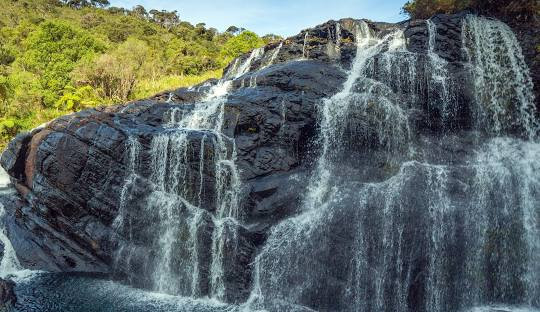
[467,307,540,312]
[11,273,236,312]
[5,272,540,312]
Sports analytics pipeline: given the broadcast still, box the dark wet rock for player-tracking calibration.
[0,278,16,311]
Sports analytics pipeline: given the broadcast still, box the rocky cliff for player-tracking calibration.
[1,12,539,312]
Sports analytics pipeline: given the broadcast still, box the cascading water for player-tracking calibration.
[114,47,264,300]
[303,32,310,59]
[265,42,283,68]
[245,21,414,311]
[0,206,22,279]
[426,19,456,122]
[0,201,21,278]
[244,16,540,312]
[0,169,22,278]
[462,15,538,138]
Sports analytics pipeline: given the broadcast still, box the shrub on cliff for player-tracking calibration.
[403,0,539,20]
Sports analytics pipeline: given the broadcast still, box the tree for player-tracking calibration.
[0,67,13,105]
[0,0,263,148]
[55,85,101,111]
[62,0,110,9]
[0,44,16,66]
[149,9,180,30]
[20,21,105,107]
[107,6,128,15]
[220,31,265,60]
[402,0,539,20]
[226,26,240,34]
[72,38,150,101]
[81,13,105,29]
[262,34,283,43]
[131,5,148,19]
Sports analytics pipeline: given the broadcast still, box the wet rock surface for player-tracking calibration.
[0,278,16,311]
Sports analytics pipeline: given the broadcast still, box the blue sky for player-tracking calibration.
[109,0,408,37]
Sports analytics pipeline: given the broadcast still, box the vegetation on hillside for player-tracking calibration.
[0,0,278,149]
[403,0,540,20]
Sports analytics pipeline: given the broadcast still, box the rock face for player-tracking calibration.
[0,279,16,311]
[1,12,539,312]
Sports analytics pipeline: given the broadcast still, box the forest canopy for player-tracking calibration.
[0,0,276,148]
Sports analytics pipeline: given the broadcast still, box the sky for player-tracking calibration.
[108,0,408,37]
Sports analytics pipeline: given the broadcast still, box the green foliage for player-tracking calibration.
[0,67,13,103]
[403,0,470,19]
[403,0,540,20]
[62,0,110,9]
[262,34,283,43]
[220,31,265,60]
[55,85,101,110]
[132,70,222,100]
[0,0,266,149]
[72,38,150,101]
[20,20,105,107]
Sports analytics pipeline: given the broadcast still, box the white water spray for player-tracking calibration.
[462,15,538,138]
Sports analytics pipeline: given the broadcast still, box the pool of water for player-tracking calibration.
[11,272,239,312]
[466,306,540,312]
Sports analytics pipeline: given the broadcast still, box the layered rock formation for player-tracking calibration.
[1,12,539,312]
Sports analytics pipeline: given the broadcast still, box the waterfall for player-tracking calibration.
[462,15,538,138]
[113,47,264,299]
[303,21,409,209]
[303,32,309,59]
[335,22,341,45]
[0,169,22,278]
[326,22,342,59]
[245,21,414,310]
[426,19,456,122]
[244,16,540,312]
[166,92,174,103]
[0,204,22,278]
[265,42,283,68]
[234,48,264,80]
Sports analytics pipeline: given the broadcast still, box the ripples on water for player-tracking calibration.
[9,272,540,312]
[12,273,238,312]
